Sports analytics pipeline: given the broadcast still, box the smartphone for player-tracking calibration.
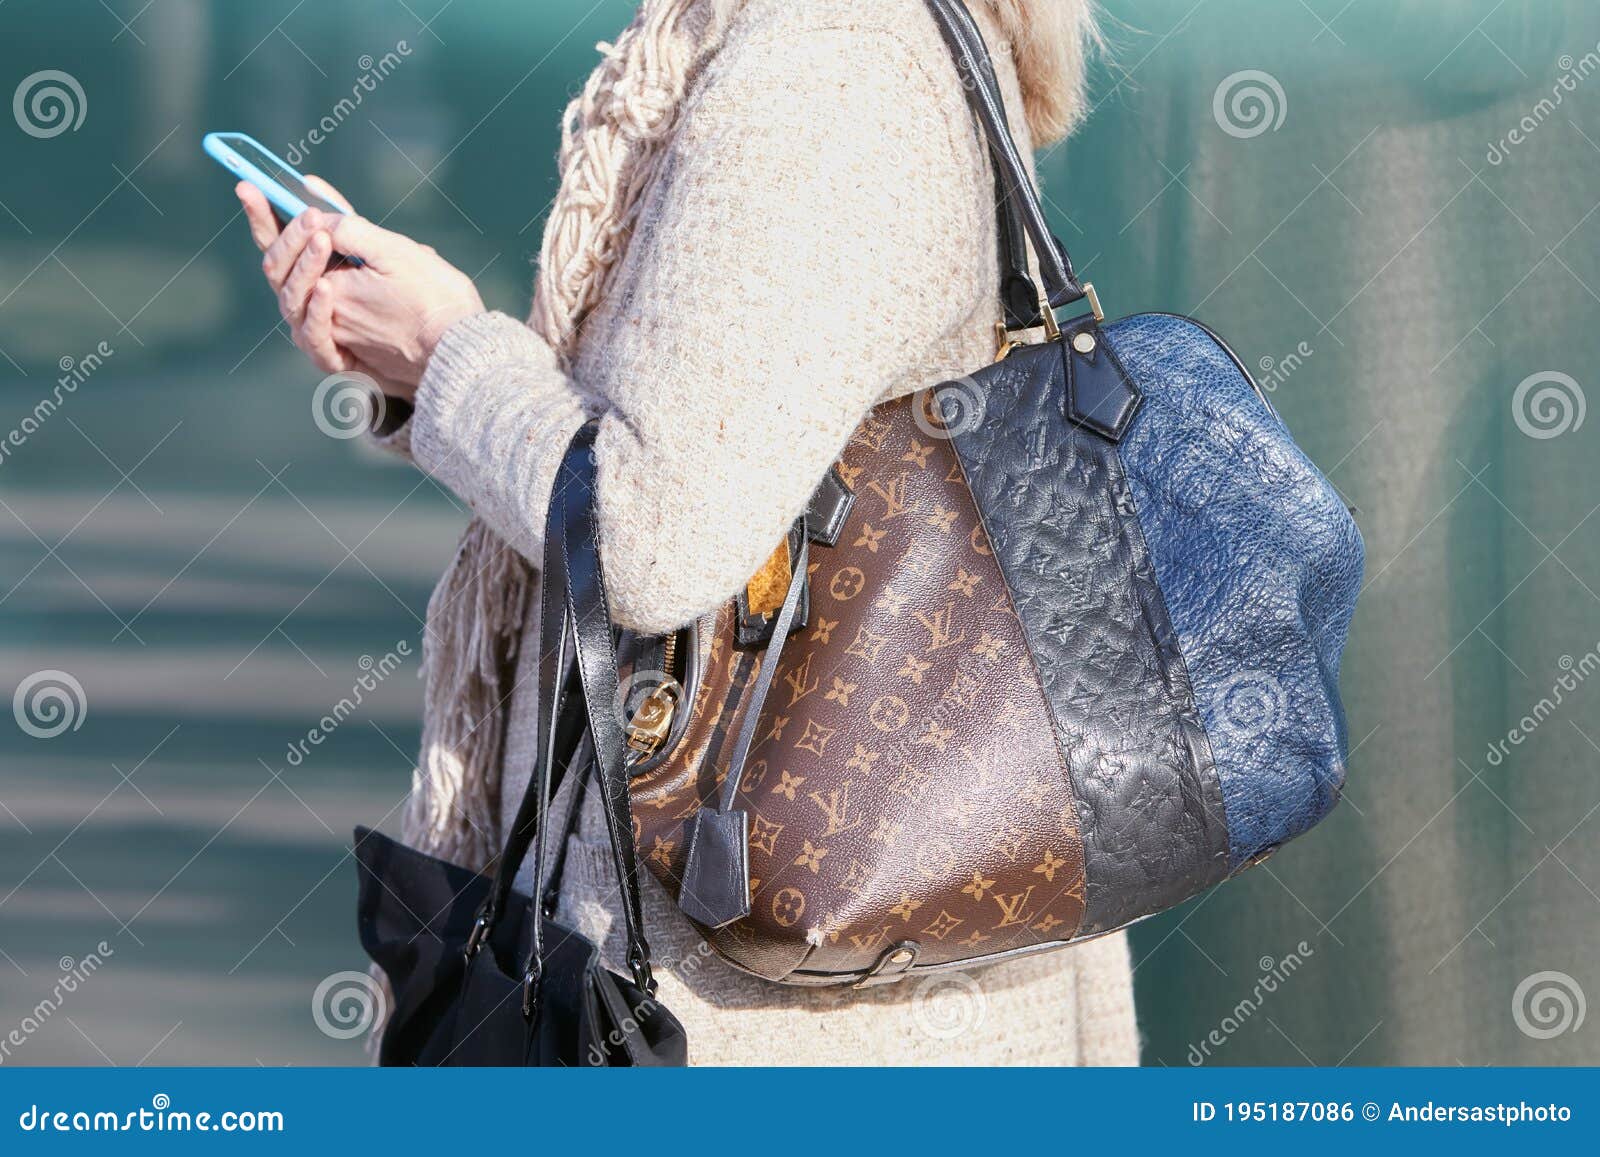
[204,132,360,264]
[204,132,346,220]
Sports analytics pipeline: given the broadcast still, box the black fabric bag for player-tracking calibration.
[354,425,687,1066]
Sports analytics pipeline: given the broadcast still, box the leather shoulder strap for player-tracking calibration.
[925,0,1086,315]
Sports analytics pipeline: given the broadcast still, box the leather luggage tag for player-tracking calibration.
[677,808,751,928]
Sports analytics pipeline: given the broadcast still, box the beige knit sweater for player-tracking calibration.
[387,0,1138,1065]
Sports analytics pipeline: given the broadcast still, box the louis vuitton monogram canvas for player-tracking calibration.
[630,393,1091,981]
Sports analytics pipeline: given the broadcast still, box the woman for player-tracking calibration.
[239,0,1138,1064]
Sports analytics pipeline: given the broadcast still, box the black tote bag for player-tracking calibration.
[354,425,687,1066]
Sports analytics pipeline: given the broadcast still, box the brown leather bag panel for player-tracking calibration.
[630,394,1086,980]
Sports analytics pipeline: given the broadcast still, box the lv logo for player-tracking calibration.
[942,671,981,708]
[783,652,820,706]
[992,884,1039,929]
[865,472,918,521]
[848,925,891,954]
[851,414,891,453]
[809,780,864,837]
[915,600,967,652]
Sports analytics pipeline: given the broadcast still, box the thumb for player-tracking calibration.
[303,174,355,213]
[328,214,406,271]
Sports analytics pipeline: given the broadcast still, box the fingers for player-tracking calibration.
[236,182,280,252]
[279,229,331,325]
[327,214,406,272]
[240,178,356,380]
[299,280,348,374]
[261,207,339,292]
[303,174,355,213]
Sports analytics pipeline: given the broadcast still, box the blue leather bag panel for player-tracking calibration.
[1106,314,1364,866]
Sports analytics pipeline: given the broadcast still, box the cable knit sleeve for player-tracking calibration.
[407,23,983,633]
[409,309,597,503]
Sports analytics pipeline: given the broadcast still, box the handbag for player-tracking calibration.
[355,426,687,1066]
[612,0,1365,986]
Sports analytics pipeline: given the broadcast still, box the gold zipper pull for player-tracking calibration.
[626,683,680,755]
[625,633,683,756]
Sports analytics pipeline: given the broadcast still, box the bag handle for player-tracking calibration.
[545,426,656,996]
[515,445,582,1016]
[962,18,1056,330]
[468,424,657,1016]
[472,483,578,955]
[468,619,566,968]
[925,0,1098,323]
[994,157,1047,330]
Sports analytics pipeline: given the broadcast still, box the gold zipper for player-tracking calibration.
[625,632,681,756]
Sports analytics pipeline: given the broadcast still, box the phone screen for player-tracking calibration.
[221,135,344,215]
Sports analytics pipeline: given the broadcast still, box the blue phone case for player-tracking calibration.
[203,132,341,221]
[205,132,362,266]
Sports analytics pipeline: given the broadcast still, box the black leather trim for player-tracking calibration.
[805,466,856,547]
[1061,317,1142,441]
[678,529,811,929]
[735,468,849,647]
[677,807,752,929]
[941,340,1232,934]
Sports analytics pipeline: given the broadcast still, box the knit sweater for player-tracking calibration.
[384,0,1139,1065]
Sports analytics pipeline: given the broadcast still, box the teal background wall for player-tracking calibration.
[2,0,1597,1065]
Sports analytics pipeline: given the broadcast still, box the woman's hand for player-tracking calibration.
[309,213,486,396]
[237,176,484,403]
